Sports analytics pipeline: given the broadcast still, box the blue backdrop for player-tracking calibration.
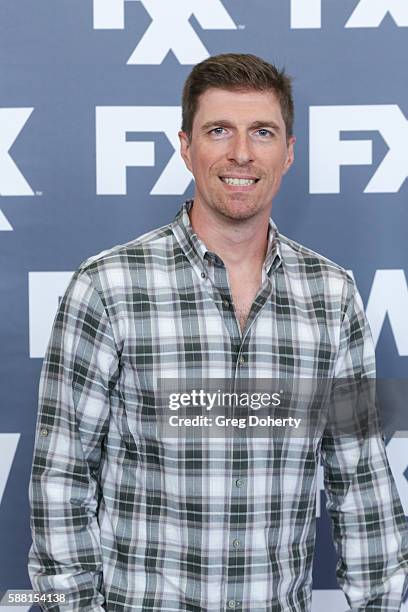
[1,1,407,609]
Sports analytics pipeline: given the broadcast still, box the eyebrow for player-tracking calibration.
[200,120,281,132]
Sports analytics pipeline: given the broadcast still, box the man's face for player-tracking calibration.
[179,87,295,222]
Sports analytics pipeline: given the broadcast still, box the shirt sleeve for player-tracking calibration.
[320,279,408,610]
[28,267,120,611]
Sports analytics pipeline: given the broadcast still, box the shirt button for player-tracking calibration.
[235,478,244,488]
[223,299,230,308]
[239,355,245,365]
[232,538,241,549]
[201,272,206,278]
[227,600,236,608]
[40,428,48,437]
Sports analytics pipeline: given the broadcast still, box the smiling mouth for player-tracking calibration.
[219,177,259,186]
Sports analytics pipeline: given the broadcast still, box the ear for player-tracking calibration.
[178,130,193,173]
[283,135,296,175]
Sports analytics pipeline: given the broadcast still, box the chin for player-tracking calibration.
[219,209,256,221]
[217,203,260,221]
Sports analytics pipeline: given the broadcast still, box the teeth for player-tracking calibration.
[221,177,257,186]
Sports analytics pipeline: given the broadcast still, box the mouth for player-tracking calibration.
[219,176,260,187]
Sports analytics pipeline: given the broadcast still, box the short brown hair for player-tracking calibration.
[181,53,294,140]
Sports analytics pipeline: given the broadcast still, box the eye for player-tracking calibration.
[256,128,274,137]
[209,127,226,136]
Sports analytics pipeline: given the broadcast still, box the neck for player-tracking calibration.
[188,199,270,270]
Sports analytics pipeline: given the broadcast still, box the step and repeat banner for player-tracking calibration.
[1,1,407,609]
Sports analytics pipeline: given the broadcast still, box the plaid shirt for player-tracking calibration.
[28,200,408,611]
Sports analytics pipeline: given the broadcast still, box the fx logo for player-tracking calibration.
[343,268,408,359]
[0,108,34,231]
[92,0,237,65]
[96,106,192,195]
[309,105,408,194]
[290,0,408,29]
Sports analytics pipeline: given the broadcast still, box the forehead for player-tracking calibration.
[193,88,284,127]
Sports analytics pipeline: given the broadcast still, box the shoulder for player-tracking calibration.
[79,222,174,272]
[278,232,353,282]
[68,221,176,298]
[277,232,357,306]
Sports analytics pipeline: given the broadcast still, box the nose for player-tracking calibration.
[227,132,254,165]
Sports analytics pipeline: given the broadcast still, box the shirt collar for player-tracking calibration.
[172,200,282,278]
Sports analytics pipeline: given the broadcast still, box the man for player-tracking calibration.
[28,53,407,611]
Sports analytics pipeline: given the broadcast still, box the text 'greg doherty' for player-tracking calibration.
[168,389,282,411]
[168,415,302,429]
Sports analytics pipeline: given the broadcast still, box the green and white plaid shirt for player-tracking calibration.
[28,201,408,611]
